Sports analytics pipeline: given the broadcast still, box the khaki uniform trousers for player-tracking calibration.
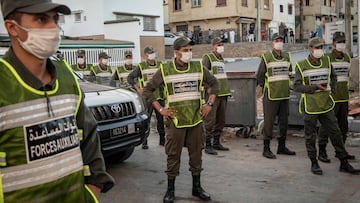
[165,121,204,177]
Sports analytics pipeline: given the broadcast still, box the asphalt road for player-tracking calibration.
[100,127,360,203]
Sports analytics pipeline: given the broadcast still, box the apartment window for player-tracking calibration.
[143,17,156,31]
[174,0,182,11]
[280,5,283,13]
[192,0,201,7]
[288,4,293,15]
[306,0,310,6]
[241,0,247,7]
[264,0,269,10]
[217,0,226,6]
[323,0,326,6]
[74,12,81,22]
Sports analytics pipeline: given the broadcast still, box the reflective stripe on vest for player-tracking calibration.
[139,62,163,99]
[1,148,82,193]
[327,53,351,102]
[262,52,291,100]
[161,61,204,128]
[296,57,335,114]
[0,152,6,167]
[0,95,78,131]
[141,68,158,87]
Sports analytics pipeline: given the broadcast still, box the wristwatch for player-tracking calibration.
[207,101,214,107]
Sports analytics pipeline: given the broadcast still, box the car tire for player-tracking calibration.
[106,147,135,164]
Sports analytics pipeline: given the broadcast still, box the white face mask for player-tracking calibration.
[77,58,85,65]
[101,58,108,65]
[13,21,60,59]
[216,46,224,53]
[148,53,156,60]
[335,43,346,52]
[312,49,323,59]
[180,51,192,63]
[273,42,284,51]
[125,59,132,65]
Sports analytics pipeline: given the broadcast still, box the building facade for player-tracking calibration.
[166,0,273,42]
[295,0,358,41]
[268,0,295,42]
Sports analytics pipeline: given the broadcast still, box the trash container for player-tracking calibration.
[288,90,304,126]
[225,72,257,137]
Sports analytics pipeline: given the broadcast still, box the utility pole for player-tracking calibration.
[345,0,351,55]
[257,0,261,42]
[358,1,360,92]
[299,0,303,42]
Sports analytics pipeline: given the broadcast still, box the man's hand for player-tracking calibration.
[87,184,101,200]
[201,104,212,118]
[316,83,327,91]
[160,107,177,119]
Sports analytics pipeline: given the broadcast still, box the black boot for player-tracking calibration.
[263,140,276,159]
[163,178,175,203]
[339,159,360,174]
[213,135,229,151]
[142,139,149,149]
[277,138,296,155]
[159,133,165,146]
[192,175,211,201]
[311,159,323,175]
[205,136,217,155]
[318,144,330,163]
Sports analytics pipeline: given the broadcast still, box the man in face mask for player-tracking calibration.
[0,0,114,202]
[111,50,135,87]
[317,32,355,163]
[202,37,231,155]
[256,33,296,159]
[293,37,360,175]
[71,49,94,81]
[128,46,166,148]
[91,52,113,85]
[142,36,219,203]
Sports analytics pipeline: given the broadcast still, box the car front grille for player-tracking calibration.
[90,102,136,122]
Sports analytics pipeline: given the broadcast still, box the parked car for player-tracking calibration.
[75,72,150,163]
[164,32,180,46]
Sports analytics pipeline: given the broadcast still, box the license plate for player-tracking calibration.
[111,124,135,137]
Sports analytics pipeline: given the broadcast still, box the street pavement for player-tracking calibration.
[100,127,360,203]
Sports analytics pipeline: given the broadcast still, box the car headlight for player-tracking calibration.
[132,92,146,113]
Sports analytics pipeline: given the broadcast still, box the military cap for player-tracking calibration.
[76,49,85,57]
[308,37,325,48]
[144,46,155,54]
[173,36,195,50]
[124,50,132,57]
[98,52,111,59]
[272,33,283,41]
[1,0,71,19]
[212,37,224,45]
[333,31,346,42]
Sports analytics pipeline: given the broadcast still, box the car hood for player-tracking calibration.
[79,80,136,106]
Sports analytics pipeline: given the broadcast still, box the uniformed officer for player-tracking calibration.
[256,33,296,159]
[0,0,114,202]
[142,37,219,202]
[202,37,231,155]
[317,32,355,163]
[111,50,135,88]
[128,46,166,148]
[293,37,359,175]
[71,49,94,81]
[91,52,113,85]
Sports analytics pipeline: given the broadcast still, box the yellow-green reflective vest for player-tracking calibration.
[262,51,291,100]
[0,59,96,202]
[161,61,204,128]
[325,52,351,102]
[139,61,164,99]
[91,65,112,85]
[203,53,231,97]
[296,56,335,114]
[71,63,94,81]
[115,65,133,86]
